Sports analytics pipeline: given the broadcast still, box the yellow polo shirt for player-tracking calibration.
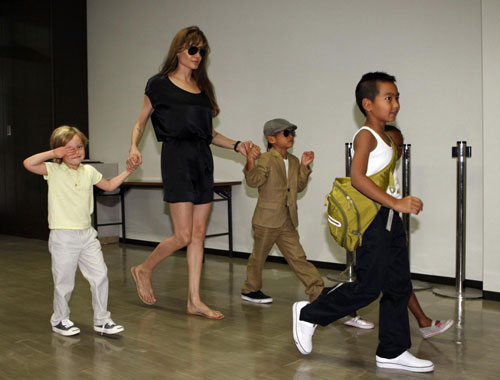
[44,162,103,229]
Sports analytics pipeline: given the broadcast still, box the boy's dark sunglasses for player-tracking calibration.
[281,129,296,137]
[187,46,207,57]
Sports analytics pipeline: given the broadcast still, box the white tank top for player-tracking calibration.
[352,126,392,176]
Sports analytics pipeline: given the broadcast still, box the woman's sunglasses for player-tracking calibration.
[187,46,207,57]
[281,129,296,137]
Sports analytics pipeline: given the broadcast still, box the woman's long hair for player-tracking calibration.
[159,26,220,117]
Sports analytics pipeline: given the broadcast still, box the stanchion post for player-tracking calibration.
[402,144,431,290]
[433,141,481,299]
[328,143,357,283]
[402,144,411,237]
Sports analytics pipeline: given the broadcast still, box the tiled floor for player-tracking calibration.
[1,234,498,379]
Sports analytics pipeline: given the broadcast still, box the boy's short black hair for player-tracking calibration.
[355,72,397,116]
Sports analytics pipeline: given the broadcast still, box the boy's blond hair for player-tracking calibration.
[50,126,88,164]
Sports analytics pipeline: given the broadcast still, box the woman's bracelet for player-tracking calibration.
[233,140,241,152]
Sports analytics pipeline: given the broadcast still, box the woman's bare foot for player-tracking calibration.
[187,301,224,320]
[131,265,156,305]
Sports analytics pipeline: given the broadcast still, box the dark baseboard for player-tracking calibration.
[410,273,483,290]
[121,238,158,247]
[483,291,500,301]
[121,239,499,299]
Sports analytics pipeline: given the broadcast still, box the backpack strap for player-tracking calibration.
[369,135,397,193]
[385,134,397,194]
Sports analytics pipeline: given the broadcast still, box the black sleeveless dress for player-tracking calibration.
[145,74,214,204]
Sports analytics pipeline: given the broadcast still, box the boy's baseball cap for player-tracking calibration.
[263,118,297,137]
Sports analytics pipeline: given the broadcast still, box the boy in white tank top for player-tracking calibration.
[293,72,434,373]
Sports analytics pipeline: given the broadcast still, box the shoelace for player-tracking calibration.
[61,319,73,329]
[98,320,114,335]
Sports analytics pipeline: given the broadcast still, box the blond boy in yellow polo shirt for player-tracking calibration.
[23,126,137,336]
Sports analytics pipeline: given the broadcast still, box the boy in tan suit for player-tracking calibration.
[241,118,324,304]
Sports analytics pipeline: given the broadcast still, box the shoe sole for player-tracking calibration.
[376,361,434,373]
[421,319,454,339]
[293,303,311,355]
[344,320,375,330]
[241,295,273,304]
[52,327,80,336]
[94,326,125,335]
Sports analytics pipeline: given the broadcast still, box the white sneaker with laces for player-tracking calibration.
[52,319,80,336]
[94,319,124,335]
[376,350,434,372]
[293,301,316,355]
[343,316,375,330]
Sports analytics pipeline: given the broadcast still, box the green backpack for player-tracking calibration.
[326,138,397,252]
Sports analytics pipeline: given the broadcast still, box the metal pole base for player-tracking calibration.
[327,267,357,283]
[433,287,482,299]
[412,280,432,290]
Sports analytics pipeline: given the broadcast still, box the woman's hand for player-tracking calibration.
[127,145,142,171]
[237,140,255,157]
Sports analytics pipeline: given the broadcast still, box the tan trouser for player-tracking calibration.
[242,213,324,301]
[48,228,111,326]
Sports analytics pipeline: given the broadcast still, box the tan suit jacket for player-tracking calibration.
[244,148,312,228]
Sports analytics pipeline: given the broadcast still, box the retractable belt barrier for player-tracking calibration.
[402,144,431,290]
[433,141,482,299]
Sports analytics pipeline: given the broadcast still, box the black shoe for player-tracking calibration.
[241,290,273,304]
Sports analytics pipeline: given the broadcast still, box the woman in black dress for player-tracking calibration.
[128,26,255,319]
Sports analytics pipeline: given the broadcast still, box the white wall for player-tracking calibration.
[482,0,500,293]
[87,0,493,286]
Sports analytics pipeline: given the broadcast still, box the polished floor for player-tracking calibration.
[1,234,499,380]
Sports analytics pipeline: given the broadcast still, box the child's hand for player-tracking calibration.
[53,146,75,159]
[127,147,142,171]
[301,151,314,167]
[246,145,260,163]
[127,159,140,173]
[393,196,423,215]
[250,145,261,160]
[245,145,261,170]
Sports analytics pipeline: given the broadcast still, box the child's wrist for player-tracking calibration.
[388,196,397,209]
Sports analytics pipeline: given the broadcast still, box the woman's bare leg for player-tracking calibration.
[131,202,194,305]
[185,202,224,319]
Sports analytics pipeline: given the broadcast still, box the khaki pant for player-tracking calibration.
[242,213,324,301]
[48,228,111,326]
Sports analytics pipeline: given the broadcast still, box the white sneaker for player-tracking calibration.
[343,316,375,330]
[52,319,80,336]
[376,351,434,372]
[293,301,316,355]
[94,319,124,335]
